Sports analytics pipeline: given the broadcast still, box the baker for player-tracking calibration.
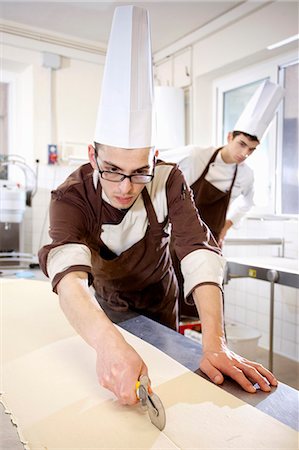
[39,5,277,406]
[164,80,284,247]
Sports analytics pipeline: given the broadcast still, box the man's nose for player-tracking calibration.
[119,177,133,193]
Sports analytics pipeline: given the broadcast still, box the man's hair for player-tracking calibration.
[94,142,102,155]
[232,131,259,142]
[93,142,156,155]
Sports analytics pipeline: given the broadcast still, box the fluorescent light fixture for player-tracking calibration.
[267,34,299,50]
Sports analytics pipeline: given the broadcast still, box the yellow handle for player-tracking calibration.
[136,380,141,399]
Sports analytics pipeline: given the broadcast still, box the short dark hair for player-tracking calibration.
[94,142,102,155]
[232,131,259,142]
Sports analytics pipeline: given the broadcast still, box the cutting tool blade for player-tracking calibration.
[147,392,166,431]
[136,375,166,431]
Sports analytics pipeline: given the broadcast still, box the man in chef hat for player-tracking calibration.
[39,6,277,405]
[165,80,284,246]
[165,80,284,317]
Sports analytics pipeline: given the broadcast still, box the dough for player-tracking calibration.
[1,279,298,449]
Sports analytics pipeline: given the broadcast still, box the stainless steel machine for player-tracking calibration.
[0,154,38,267]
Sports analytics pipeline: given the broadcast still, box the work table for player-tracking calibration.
[92,300,298,431]
[118,314,299,432]
[1,274,298,450]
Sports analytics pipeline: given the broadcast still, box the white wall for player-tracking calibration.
[2,40,104,254]
[191,1,298,146]
[192,1,298,79]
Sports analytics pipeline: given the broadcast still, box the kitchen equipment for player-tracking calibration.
[136,374,166,431]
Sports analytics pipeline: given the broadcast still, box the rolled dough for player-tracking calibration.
[1,279,298,449]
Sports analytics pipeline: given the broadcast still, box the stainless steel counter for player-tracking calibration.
[225,256,299,288]
[120,315,299,432]
[225,256,299,372]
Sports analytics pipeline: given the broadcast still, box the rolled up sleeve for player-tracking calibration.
[181,249,226,298]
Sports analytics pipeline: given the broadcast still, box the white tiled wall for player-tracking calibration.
[223,217,299,362]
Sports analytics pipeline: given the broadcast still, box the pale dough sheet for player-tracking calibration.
[1,279,298,449]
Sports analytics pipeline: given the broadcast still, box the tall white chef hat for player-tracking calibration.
[94,5,155,149]
[233,80,284,141]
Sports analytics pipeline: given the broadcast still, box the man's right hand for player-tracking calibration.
[56,271,148,406]
[95,326,148,405]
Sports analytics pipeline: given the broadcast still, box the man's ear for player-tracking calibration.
[227,131,234,143]
[88,145,97,169]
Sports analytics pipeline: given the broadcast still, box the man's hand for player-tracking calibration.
[218,219,233,248]
[96,327,148,405]
[199,344,278,393]
[57,271,148,405]
[193,284,278,393]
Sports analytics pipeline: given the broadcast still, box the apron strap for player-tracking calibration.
[198,147,238,193]
[228,164,238,194]
[198,148,221,182]
[141,187,162,234]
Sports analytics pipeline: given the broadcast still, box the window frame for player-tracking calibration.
[276,58,299,216]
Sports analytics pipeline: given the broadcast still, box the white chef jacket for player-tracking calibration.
[160,145,254,226]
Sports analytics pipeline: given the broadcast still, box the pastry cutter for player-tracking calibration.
[136,374,166,431]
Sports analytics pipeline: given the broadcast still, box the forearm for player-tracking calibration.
[219,219,233,238]
[192,284,226,352]
[57,271,148,404]
[57,271,120,351]
[223,219,233,232]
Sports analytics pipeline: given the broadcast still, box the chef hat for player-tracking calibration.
[94,5,155,149]
[233,80,284,141]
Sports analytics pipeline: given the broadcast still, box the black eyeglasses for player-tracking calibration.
[95,156,155,185]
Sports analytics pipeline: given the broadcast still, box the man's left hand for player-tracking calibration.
[199,345,278,393]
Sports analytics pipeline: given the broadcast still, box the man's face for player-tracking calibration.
[225,132,259,164]
[89,144,155,209]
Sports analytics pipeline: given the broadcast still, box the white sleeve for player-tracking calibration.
[181,249,226,298]
[47,243,92,283]
[227,171,255,227]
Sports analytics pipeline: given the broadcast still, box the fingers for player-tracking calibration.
[200,350,278,393]
[218,238,224,249]
[97,357,149,406]
[246,361,278,386]
[117,381,139,406]
[234,360,278,392]
[200,358,224,386]
[222,364,258,393]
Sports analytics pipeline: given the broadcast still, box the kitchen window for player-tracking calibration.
[217,76,276,215]
[277,60,299,215]
[215,53,298,217]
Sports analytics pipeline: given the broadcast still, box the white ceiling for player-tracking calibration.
[0,1,246,53]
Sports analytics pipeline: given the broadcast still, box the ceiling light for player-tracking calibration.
[267,34,299,50]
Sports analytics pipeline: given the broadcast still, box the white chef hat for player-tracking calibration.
[94,5,155,149]
[233,80,284,141]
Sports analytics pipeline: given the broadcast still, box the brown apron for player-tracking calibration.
[91,187,178,330]
[171,148,237,318]
[191,148,237,242]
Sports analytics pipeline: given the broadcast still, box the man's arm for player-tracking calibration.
[193,284,278,392]
[57,271,148,405]
[218,219,233,247]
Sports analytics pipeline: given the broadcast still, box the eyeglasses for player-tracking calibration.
[95,156,155,184]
